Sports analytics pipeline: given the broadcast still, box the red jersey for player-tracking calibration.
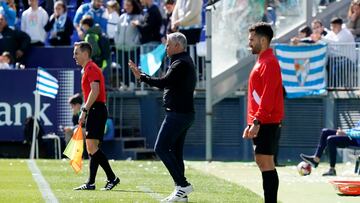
[247,48,284,125]
[82,61,106,103]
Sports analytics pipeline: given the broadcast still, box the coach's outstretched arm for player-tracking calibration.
[128,59,181,89]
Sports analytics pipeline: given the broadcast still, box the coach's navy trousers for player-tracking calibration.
[154,111,195,187]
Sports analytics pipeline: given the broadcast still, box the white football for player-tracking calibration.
[297,161,312,176]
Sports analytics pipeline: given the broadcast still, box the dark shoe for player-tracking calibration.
[101,177,120,191]
[73,183,95,190]
[322,168,336,176]
[300,153,319,168]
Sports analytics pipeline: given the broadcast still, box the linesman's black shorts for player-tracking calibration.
[85,102,108,141]
[252,123,280,155]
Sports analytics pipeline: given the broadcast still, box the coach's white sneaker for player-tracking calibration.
[165,185,193,202]
[161,187,179,202]
[161,196,188,203]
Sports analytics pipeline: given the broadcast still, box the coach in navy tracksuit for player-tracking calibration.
[129,32,196,202]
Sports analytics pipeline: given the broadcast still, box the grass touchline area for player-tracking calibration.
[0,159,262,203]
[1,159,359,202]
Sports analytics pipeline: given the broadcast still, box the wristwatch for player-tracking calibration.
[253,118,261,126]
[81,107,88,113]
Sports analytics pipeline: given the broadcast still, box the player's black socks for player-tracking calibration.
[93,149,116,181]
[262,169,279,203]
[87,153,99,185]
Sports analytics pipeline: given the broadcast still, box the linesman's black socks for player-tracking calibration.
[262,169,279,203]
[92,149,116,181]
[87,154,99,185]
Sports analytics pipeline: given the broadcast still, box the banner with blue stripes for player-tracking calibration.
[274,44,327,98]
[140,44,166,76]
[36,67,59,99]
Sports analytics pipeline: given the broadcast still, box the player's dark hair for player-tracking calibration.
[248,22,274,43]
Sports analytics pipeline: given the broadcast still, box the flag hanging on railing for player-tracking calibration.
[36,67,59,99]
[274,44,327,98]
[140,44,166,76]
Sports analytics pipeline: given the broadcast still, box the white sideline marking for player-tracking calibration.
[27,160,59,203]
[137,185,165,201]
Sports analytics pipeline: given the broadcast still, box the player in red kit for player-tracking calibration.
[243,22,284,203]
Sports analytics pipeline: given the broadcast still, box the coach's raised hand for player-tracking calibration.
[128,60,141,80]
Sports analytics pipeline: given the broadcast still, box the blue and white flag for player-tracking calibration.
[275,44,327,98]
[36,67,59,99]
[140,44,166,76]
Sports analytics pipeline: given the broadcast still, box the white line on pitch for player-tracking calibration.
[27,160,58,203]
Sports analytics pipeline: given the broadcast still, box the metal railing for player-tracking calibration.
[109,42,360,92]
[327,43,360,90]
[109,44,206,91]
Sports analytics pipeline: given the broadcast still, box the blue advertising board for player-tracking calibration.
[0,69,81,141]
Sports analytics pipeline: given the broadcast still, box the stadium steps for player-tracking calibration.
[102,137,156,160]
[121,137,146,151]
[122,149,157,160]
[120,137,156,160]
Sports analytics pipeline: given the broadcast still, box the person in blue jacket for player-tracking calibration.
[300,121,360,176]
[0,0,16,29]
[73,0,107,39]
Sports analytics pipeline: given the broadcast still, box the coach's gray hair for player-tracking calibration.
[167,32,187,50]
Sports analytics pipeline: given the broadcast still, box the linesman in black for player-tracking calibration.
[129,32,196,202]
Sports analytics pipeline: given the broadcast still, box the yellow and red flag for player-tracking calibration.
[63,126,84,173]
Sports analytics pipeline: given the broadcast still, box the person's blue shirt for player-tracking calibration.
[0,2,16,29]
[345,120,360,145]
[73,2,107,32]
[103,118,114,141]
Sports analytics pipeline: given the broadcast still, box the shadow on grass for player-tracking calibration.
[112,189,166,194]
[337,193,360,197]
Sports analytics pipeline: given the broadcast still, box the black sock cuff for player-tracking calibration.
[262,169,278,178]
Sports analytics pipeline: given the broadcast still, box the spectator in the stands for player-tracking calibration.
[320,17,355,60]
[105,0,120,44]
[73,0,107,40]
[115,0,142,49]
[0,51,13,69]
[291,25,313,44]
[0,13,31,63]
[114,0,142,87]
[347,0,360,42]
[132,0,162,45]
[21,0,49,47]
[161,0,175,42]
[311,19,328,38]
[0,0,16,29]
[80,16,110,71]
[44,0,74,46]
[313,17,356,88]
[298,25,312,39]
[171,0,203,44]
[62,93,82,144]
